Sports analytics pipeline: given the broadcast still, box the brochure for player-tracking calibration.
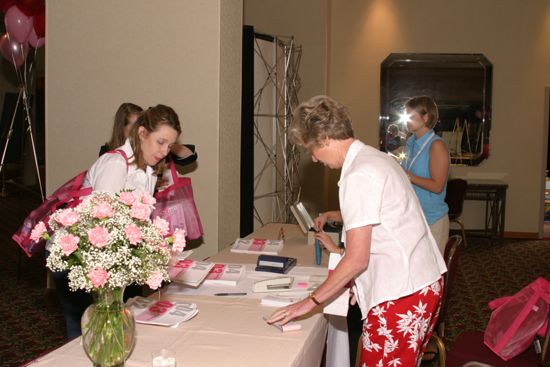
[128,296,199,327]
[230,238,283,255]
[168,259,214,287]
[203,263,245,286]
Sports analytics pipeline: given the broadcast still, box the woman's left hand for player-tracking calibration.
[266,297,316,325]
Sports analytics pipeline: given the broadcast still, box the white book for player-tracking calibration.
[168,259,215,287]
[203,263,245,286]
[128,296,199,327]
[323,253,350,317]
[230,238,283,255]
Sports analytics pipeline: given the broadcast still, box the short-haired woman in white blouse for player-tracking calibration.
[268,96,446,366]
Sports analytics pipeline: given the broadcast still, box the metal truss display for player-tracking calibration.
[252,35,302,228]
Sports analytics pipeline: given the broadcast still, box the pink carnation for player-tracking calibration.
[124,224,142,245]
[56,208,80,227]
[139,192,156,205]
[30,221,47,242]
[88,268,109,288]
[130,202,151,221]
[118,191,137,206]
[93,202,114,219]
[58,234,79,256]
[87,226,109,248]
[146,271,164,290]
[153,217,170,236]
[172,228,187,253]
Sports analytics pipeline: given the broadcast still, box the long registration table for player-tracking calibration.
[26,223,330,367]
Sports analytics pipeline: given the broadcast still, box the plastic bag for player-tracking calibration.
[152,160,203,240]
[12,170,91,257]
[12,150,127,257]
[484,277,550,361]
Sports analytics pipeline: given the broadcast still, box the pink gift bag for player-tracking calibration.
[152,161,203,240]
[12,150,127,257]
[484,277,550,361]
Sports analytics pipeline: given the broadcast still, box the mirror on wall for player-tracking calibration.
[379,53,493,166]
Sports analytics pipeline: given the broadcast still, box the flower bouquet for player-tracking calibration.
[31,190,186,367]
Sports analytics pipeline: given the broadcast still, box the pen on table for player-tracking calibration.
[214,292,247,296]
[278,226,285,241]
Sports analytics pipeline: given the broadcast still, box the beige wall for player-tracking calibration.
[327,0,550,235]
[248,0,550,236]
[244,0,330,215]
[46,0,242,259]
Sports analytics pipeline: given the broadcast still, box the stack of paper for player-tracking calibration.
[168,259,215,287]
[203,263,245,286]
[128,297,199,327]
[230,238,283,255]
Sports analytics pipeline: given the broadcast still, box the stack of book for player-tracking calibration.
[203,263,245,286]
[230,238,283,255]
[128,297,199,327]
[168,259,215,287]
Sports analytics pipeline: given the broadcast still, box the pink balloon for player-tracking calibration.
[28,27,44,48]
[4,5,33,43]
[0,33,29,69]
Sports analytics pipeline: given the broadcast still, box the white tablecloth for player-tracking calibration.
[27,224,333,367]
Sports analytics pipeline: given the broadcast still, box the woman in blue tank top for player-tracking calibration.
[401,96,450,255]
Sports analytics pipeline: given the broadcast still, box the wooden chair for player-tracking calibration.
[423,235,464,367]
[438,234,464,337]
[445,178,468,248]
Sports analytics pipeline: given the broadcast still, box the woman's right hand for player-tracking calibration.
[314,212,329,232]
[314,231,340,254]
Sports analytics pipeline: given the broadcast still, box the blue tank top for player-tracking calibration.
[402,129,448,224]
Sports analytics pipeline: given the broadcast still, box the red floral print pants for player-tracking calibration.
[360,277,444,367]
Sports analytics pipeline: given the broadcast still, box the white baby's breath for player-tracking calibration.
[42,190,184,292]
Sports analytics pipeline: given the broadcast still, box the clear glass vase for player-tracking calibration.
[81,287,136,367]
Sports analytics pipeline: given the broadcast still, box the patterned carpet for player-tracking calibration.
[443,237,550,346]
[0,188,548,366]
[0,191,66,367]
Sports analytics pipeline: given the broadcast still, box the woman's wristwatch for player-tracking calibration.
[309,291,322,306]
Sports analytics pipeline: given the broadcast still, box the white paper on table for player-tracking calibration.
[164,264,328,300]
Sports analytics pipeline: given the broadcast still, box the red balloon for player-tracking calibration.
[4,5,33,43]
[27,26,43,48]
[0,33,29,69]
[0,0,16,13]
[33,11,44,38]
[14,0,41,16]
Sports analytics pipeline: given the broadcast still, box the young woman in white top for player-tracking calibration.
[268,96,446,366]
[99,102,197,167]
[54,104,182,340]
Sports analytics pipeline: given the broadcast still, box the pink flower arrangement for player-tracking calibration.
[30,221,47,242]
[59,234,79,256]
[88,268,109,288]
[124,224,142,245]
[56,208,80,227]
[33,190,185,292]
[87,226,109,248]
[93,202,113,219]
[130,202,151,221]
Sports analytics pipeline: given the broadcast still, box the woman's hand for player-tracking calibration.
[266,297,316,325]
[170,143,194,159]
[314,212,329,232]
[315,231,341,254]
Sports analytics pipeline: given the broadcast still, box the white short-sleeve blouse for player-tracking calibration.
[83,139,157,195]
[339,140,446,318]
